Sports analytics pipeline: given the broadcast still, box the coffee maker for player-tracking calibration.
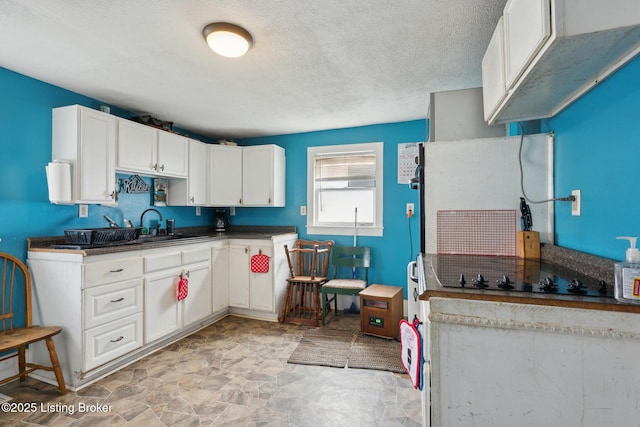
[214,209,229,232]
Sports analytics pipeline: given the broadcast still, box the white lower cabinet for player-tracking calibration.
[27,233,295,390]
[181,247,212,326]
[229,243,251,308]
[83,314,143,371]
[144,246,212,344]
[227,235,297,319]
[144,267,183,343]
[212,242,230,313]
[229,241,275,311]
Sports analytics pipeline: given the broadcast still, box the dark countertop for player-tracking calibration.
[28,225,297,256]
[420,244,640,314]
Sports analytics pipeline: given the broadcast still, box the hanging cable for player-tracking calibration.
[408,210,414,262]
[517,122,574,204]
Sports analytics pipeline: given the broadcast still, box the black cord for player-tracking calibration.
[517,122,575,204]
[408,213,414,262]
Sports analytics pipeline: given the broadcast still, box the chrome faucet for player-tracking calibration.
[140,208,163,230]
[103,214,119,228]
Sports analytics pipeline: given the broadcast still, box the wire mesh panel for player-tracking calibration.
[437,210,517,256]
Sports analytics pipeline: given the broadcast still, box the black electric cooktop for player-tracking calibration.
[433,254,612,298]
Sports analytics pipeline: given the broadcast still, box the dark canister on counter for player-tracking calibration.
[166,218,175,235]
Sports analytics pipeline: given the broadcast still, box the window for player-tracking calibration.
[307,142,383,236]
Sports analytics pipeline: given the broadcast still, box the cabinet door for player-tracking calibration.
[228,244,250,308]
[188,140,208,205]
[249,245,274,312]
[482,17,506,122]
[503,0,551,88]
[242,146,273,206]
[144,269,182,343]
[117,119,157,174]
[79,108,117,203]
[212,243,229,312]
[157,132,188,177]
[209,145,243,206]
[182,262,212,326]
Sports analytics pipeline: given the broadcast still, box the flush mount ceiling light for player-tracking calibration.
[202,22,253,58]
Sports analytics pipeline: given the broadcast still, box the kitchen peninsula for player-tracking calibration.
[26,226,297,391]
[419,244,640,426]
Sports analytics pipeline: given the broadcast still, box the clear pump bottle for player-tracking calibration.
[614,236,640,304]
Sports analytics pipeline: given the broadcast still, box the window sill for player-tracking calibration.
[306,225,383,237]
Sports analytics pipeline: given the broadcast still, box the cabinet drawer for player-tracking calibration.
[84,258,143,288]
[84,279,143,329]
[182,248,210,265]
[145,252,182,273]
[83,313,143,371]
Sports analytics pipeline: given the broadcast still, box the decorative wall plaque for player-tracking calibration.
[120,175,150,194]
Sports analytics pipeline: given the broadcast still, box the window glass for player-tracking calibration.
[307,142,383,236]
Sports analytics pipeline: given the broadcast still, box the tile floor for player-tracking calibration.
[0,314,422,426]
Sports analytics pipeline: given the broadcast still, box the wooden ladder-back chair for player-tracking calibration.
[0,253,66,394]
[279,239,334,326]
[321,246,371,325]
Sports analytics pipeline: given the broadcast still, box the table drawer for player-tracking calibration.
[83,313,143,371]
[84,279,143,329]
[144,252,182,273]
[84,258,143,288]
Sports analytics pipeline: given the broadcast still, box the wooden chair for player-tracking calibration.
[321,246,371,325]
[279,239,334,326]
[0,253,66,394]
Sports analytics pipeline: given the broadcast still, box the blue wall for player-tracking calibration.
[234,122,427,295]
[541,55,640,261]
[0,67,216,261]
[0,66,425,299]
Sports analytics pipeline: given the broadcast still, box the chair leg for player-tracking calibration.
[321,288,326,325]
[279,283,292,322]
[18,347,26,382]
[312,284,320,327]
[45,337,67,394]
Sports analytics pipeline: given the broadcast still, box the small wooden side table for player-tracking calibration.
[359,284,403,339]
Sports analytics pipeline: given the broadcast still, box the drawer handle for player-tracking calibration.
[110,297,125,303]
[110,336,124,343]
[110,268,124,273]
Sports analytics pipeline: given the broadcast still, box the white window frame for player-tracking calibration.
[306,142,383,237]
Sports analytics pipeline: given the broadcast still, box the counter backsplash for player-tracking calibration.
[540,243,616,290]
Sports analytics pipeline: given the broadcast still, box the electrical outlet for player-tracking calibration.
[571,190,581,216]
[406,203,414,216]
[196,206,201,216]
[78,204,88,218]
[300,205,307,216]
[230,206,236,216]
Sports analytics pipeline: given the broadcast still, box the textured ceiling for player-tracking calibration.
[0,0,507,139]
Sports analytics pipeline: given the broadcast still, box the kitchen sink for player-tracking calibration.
[136,234,182,242]
[134,234,212,244]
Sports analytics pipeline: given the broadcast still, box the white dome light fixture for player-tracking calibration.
[202,22,253,58]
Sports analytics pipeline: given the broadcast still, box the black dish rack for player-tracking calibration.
[64,227,142,246]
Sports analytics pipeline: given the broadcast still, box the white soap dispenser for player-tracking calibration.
[614,236,640,304]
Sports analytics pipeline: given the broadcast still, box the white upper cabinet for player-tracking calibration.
[208,145,243,206]
[482,17,506,122]
[168,139,208,206]
[502,0,551,89]
[116,119,157,175]
[52,105,117,205]
[483,0,640,124]
[242,145,285,207]
[157,131,188,178]
[117,118,187,178]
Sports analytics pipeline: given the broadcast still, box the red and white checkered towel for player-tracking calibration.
[250,253,270,273]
